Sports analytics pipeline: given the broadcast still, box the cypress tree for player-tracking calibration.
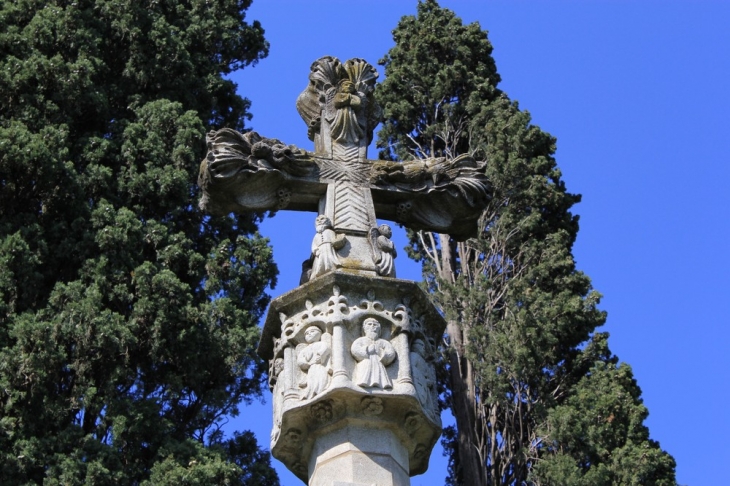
[0,1,278,483]
[376,2,676,484]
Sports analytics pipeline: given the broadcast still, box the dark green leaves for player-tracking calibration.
[377,2,675,485]
[377,0,500,161]
[1,0,277,483]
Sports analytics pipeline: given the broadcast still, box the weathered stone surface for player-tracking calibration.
[198,57,490,241]
[258,272,445,483]
[296,56,381,157]
[199,56,490,485]
[199,145,489,241]
[309,425,410,486]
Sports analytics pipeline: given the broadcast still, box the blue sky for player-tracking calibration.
[225,1,730,484]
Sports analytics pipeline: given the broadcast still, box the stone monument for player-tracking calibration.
[198,56,489,486]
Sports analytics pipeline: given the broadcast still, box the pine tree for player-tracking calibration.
[375,1,676,484]
[0,1,279,484]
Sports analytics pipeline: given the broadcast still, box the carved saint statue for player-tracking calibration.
[369,224,397,278]
[310,215,346,280]
[351,318,397,389]
[296,326,332,400]
[327,79,365,145]
[410,339,437,420]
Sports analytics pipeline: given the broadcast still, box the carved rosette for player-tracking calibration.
[258,272,445,482]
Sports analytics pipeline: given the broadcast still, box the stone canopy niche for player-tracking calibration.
[199,56,489,486]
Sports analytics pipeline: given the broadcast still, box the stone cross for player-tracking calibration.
[198,56,490,486]
[199,56,489,279]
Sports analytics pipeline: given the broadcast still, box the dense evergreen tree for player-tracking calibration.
[376,1,676,484]
[0,1,279,484]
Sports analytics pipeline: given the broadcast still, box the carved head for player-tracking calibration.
[285,428,302,444]
[315,214,332,231]
[379,223,392,238]
[338,79,356,95]
[304,325,323,344]
[362,318,382,340]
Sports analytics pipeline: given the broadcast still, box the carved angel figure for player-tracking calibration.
[310,215,346,280]
[410,339,437,420]
[296,326,332,400]
[351,318,397,389]
[369,224,397,278]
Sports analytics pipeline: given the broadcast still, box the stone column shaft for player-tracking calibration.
[309,425,410,486]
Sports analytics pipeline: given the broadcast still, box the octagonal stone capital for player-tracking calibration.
[258,272,445,482]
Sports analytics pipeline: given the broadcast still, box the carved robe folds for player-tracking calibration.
[310,215,345,280]
[351,318,397,389]
[297,326,332,399]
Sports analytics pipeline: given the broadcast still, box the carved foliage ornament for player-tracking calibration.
[371,153,490,208]
[201,129,313,181]
[197,129,314,214]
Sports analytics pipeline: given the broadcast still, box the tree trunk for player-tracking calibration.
[440,234,487,486]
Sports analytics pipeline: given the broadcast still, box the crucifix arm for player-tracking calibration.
[199,128,491,240]
[369,154,491,240]
[198,129,327,215]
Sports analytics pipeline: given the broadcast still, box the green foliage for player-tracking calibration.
[141,432,278,486]
[376,0,499,162]
[531,334,677,486]
[376,1,676,485]
[0,0,278,484]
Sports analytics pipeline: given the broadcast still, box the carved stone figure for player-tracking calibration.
[369,224,397,278]
[351,318,397,389]
[297,56,381,152]
[271,357,284,391]
[310,215,346,280]
[328,79,364,145]
[297,325,332,400]
[299,258,313,285]
[410,339,437,421]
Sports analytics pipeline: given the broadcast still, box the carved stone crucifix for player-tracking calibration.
[198,56,489,279]
[198,56,492,485]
